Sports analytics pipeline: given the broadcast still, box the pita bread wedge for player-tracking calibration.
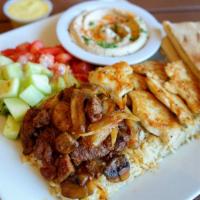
[161,36,180,62]
[163,21,200,80]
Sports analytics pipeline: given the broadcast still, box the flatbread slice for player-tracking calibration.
[163,21,200,80]
[161,36,180,62]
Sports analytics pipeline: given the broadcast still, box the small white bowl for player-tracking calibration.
[57,0,164,65]
[3,0,53,27]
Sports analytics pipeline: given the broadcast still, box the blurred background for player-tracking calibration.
[0,0,200,33]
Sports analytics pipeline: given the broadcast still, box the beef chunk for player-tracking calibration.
[56,155,75,183]
[52,101,72,132]
[85,96,103,123]
[20,108,40,155]
[114,130,130,152]
[85,160,106,178]
[40,164,57,181]
[33,109,50,128]
[70,139,112,166]
[55,133,79,154]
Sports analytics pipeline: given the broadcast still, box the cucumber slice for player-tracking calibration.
[25,74,52,94]
[24,62,53,77]
[0,78,20,99]
[24,62,42,75]
[0,55,13,67]
[4,98,30,121]
[19,85,45,106]
[3,115,21,140]
[42,67,53,77]
[2,63,23,79]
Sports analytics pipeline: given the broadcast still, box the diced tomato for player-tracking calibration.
[16,42,31,52]
[30,40,44,54]
[74,73,89,82]
[39,47,65,55]
[70,60,92,74]
[50,62,69,76]
[8,53,20,62]
[17,52,35,64]
[39,54,55,68]
[55,53,72,64]
[1,48,16,56]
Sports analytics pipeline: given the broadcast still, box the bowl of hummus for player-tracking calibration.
[57,0,163,65]
[69,8,148,57]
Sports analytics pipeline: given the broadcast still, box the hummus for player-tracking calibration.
[69,8,149,57]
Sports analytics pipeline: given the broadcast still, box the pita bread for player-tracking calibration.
[161,36,180,62]
[163,21,200,80]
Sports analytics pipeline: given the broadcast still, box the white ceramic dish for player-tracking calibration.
[56,0,163,65]
[0,13,200,200]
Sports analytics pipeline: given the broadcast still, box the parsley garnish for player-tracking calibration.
[130,35,139,41]
[97,41,118,49]
[82,36,91,45]
[140,28,147,34]
[89,21,95,27]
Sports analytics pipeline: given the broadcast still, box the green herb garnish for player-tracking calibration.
[130,35,139,41]
[89,21,95,27]
[140,28,147,34]
[97,41,118,49]
[82,36,91,45]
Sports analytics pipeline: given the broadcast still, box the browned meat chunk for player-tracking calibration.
[59,87,74,102]
[33,109,50,128]
[70,139,112,166]
[55,133,78,154]
[85,96,103,123]
[52,101,72,132]
[33,127,57,164]
[104,154,130,182]
[56,155,75,183]
[20,108,40,155]
[34,140,53,164]
[85,160,106,178]
[114,130,130,152]
[40,164,57,181]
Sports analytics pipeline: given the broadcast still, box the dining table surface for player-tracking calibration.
[0,0,200,200]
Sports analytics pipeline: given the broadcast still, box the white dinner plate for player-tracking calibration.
[0,13,200,200]
[56,0,163,65]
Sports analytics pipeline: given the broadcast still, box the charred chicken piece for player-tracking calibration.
[55,132,79,154]
[52,101,72,132]
[85,96,103,123]
[104,154,130,183]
